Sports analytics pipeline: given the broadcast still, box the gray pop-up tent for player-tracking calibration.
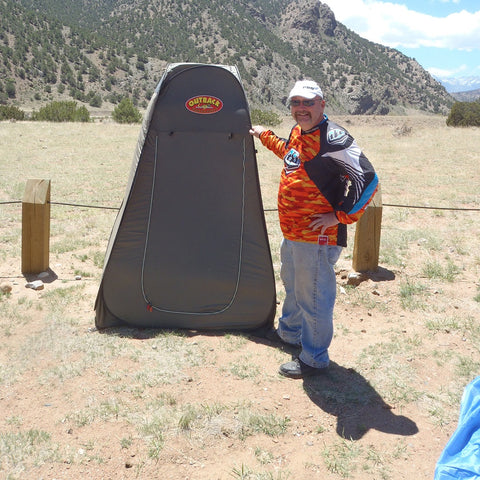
[95,63,276,331]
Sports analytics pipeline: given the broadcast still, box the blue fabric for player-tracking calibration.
[277,238,342,368]
[348,172,379,214]
[435,376,480,479]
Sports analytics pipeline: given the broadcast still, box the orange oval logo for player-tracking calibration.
[185,95,223,114]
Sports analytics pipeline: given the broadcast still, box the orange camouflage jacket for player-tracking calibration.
[259,115,378,246]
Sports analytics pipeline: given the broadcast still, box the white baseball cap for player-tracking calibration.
[288,80,323,101]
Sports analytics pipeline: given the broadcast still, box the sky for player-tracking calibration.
[321,0,480,80]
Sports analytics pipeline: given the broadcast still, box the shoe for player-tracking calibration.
[279,358,327,379]
[265,328,301,348]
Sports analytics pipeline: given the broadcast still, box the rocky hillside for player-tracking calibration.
[451,89,480,102]
[0,0,454,115]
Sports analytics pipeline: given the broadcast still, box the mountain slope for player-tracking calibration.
[451,89,480,102]
[1,0,454,114]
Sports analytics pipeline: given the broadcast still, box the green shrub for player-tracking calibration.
[31,101,90,122]
[250,108,282,127]
[5,79,16,99]
[112,97,142,123]
[89,94,102,108]
[446,101,480,127]
[0,105,25,121]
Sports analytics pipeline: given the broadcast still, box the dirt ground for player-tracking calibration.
[1,117,480,479]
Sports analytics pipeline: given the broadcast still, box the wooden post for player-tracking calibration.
[22,179,51,274]
[352,184,382,272]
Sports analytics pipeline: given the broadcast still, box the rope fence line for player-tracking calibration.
[11,180,477,273]
[382,203,480,212]
[1,199,480,212]
[50,201,120,211]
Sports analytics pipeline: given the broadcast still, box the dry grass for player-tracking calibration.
[1,115,480,479]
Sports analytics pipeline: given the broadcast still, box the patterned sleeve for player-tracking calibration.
[336,207,368,225]
[259,130,288,159]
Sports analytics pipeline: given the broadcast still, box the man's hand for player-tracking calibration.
[309,212,338,235]
[249,125,266,138]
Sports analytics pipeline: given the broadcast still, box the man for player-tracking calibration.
[250,80,378,379]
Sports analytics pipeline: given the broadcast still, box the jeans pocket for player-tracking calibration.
[327,245,343,265]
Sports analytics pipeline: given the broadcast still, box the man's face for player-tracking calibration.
[290,96,325,131]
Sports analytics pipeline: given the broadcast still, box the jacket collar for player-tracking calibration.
[300,114,328,134]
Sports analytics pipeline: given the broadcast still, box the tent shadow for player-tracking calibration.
[96,323,277,341]
[95,325,171,339]
[95,326,268,342]
[303,361,418,440]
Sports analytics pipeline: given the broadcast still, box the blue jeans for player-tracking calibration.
[277,238,343,368]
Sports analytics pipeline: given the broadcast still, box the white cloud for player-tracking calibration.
[322,0,480,51]
[427,65,467,77]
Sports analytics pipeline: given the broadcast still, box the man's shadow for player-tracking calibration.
[97,321,418,441]
[302,361,418,440]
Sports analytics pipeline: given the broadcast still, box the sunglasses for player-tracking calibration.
[289,99,319,107]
